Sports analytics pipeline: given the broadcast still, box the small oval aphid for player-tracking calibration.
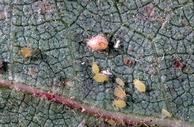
[0,60,8,73]
[106,119,117,126]
[162,109,172,118]
[114,86,126,99]
[20,47,33,58]
[113,99,126,109]
[93,73,109,83]
[133,79,146,92]
[92,62,100,74]
[86,34,108,51]
[115,77,125,87]
[20,47,41,59]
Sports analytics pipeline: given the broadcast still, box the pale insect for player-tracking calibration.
[92,62,100,74]
[20,47,41,59]
[113,99,126,109]
[133,79,146,92]
[114,86,126,99]
[161,109,172,118]
[115,77,125,87]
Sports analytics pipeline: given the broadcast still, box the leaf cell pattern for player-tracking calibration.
[0,0,194,126]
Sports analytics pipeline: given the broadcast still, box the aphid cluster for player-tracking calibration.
[113,77,127,109]
[20,47,33,58]
[92,62,109,83]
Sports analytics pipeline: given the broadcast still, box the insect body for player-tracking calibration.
[114,86,126,99]
[161,109,172,118]
[115,77,125,87]
[93,73,109,83]
[133,79,146,92]
[113,99,126,109]
[20,47,41,59]
[20,47,33,58]
[86,34,108,51]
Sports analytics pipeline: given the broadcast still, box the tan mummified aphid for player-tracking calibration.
[20,47,41,59]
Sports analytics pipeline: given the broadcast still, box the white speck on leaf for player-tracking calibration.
[114,40,121,49]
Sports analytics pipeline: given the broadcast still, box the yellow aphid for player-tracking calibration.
[92,62,100,74]
[114,86,126,99]
[93,73,109,83]
[113,99,126,109]
[162,109,172,118]
[20,47,33,58]
[133,79,146,92]
[115,77,125,87]
[106,119,117,126]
